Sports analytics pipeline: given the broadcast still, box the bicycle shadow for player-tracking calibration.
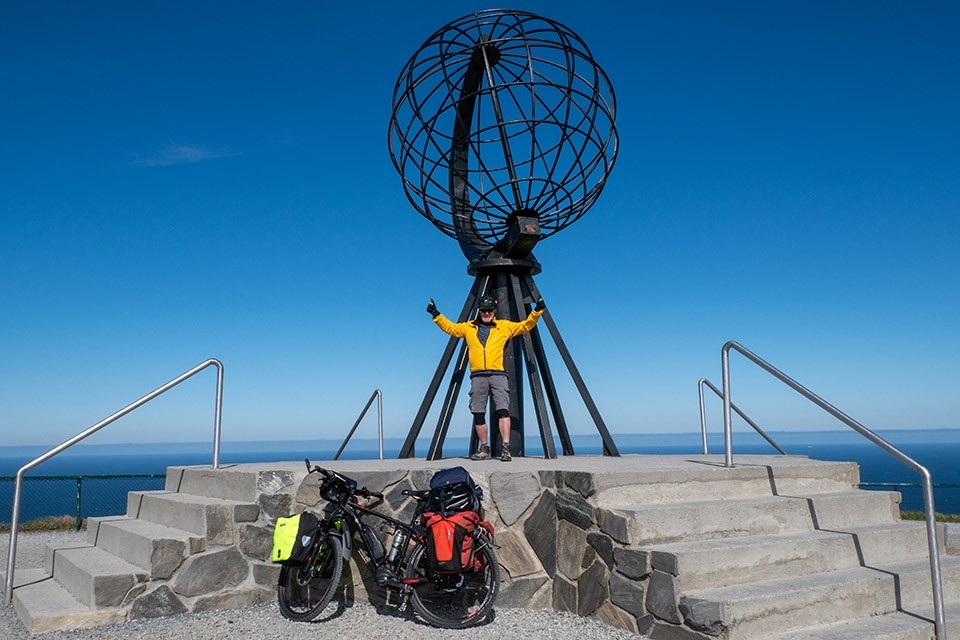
[311,559,498,629]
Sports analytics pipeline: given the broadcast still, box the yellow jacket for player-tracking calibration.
[433,310,543,374]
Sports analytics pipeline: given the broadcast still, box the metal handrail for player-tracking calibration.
[719,340,946,640]
[334,389,383,460]
[698,378,786,455]
[4,358,223,606]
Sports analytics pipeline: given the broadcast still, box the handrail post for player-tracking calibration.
[921,468,948,639]
[697,379,709,454]
[212,361,224,469]
[4,358,223,606]
[721,343,734,467]
[377,390,384,460]
[335,389,384,461]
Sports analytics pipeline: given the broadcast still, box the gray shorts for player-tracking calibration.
[469,375,510,414]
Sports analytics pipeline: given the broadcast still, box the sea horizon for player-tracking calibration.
[2,428,959,519]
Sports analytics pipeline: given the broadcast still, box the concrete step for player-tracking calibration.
[803,490,901,530]
[593,458,860,507]
[649,530,861,591]
[760,610,935,640]
[880,555,960,612]
[9,568,126,635]
[680,566,897,640]
[43,542,148,608]
[164,464,303,503]
[845,521,945,566]
[601,495,817,545]
[125,490,259,544]
[86,516,205,579]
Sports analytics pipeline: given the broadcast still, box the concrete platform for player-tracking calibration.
[5,453,957,639]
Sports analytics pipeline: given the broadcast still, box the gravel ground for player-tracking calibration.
[1,532,645,640]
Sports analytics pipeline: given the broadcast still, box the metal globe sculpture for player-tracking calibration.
[391,10,620,460]
[388,9,618,261]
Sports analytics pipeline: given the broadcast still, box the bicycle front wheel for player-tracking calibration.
[405,536,500,629]
[277,533,343,621]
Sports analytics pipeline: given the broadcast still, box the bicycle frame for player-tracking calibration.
[307,462,428,591]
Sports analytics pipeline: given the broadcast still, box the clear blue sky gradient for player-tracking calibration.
[2,1,958,448]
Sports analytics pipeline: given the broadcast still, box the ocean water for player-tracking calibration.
[1,429,958,524]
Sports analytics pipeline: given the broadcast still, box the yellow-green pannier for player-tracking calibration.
[272,511,320,565]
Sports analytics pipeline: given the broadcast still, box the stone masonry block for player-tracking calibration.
[253,562,281,586]
[295,473,324,507]
[614,547,650,579]
[129,585,188,620]
[679,597,725,636]
[205,506,235,545]
[577,557,608,616]
[557,489,594,530]
[524,490,557,577]
[349,470,408,496]
[594,601,639,634]
[557,520,588,580]
[587,531,614,568]
[610,571,646,617]
[239,523,273,562]
[597,508,631,544]
[499,574,549,608]
[647,570,682,624]
[257,469,299,496]
[491,472,541,525]
[149,538,188,581]
[496,528,544,578]
[171,547,249,598]
[537,470,560,489]
[234,503,260,522]
[258,492,293,521]
[553,573,577,613]
[563,471,596,498]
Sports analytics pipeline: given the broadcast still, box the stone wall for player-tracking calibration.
[252,467,654,635]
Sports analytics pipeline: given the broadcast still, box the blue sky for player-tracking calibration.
[2,1,958,450]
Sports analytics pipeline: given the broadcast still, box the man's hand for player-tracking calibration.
[426,299,440,318]
[534,297,546,312]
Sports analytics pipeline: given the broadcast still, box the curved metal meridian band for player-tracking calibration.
[450,40,489,261]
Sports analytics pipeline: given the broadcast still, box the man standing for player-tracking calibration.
[426,294,545,461]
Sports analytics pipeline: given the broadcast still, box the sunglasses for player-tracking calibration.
[479,308,495,313]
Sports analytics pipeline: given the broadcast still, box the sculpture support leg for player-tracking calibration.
[509,273,556,458]
[523,273,621,456]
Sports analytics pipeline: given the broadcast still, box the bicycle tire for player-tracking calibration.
[405,535,500,629]
[277,533,343,621]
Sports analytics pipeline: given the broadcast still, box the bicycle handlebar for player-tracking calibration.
[304,458,384,507]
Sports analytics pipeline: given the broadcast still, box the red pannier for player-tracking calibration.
[422,510,494,573]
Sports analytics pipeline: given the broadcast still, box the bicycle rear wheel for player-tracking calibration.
[405,536,500,629]
[277,533,343,621]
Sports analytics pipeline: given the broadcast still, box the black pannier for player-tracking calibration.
[424,466,484,517]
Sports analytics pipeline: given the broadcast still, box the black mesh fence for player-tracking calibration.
[0,475,166,531]
[859,482,960,515]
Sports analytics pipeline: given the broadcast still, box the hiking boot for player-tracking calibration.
[470,444,491,461]
[500,444,512,462]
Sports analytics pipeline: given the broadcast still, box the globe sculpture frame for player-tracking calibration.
[388,9,621,459]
